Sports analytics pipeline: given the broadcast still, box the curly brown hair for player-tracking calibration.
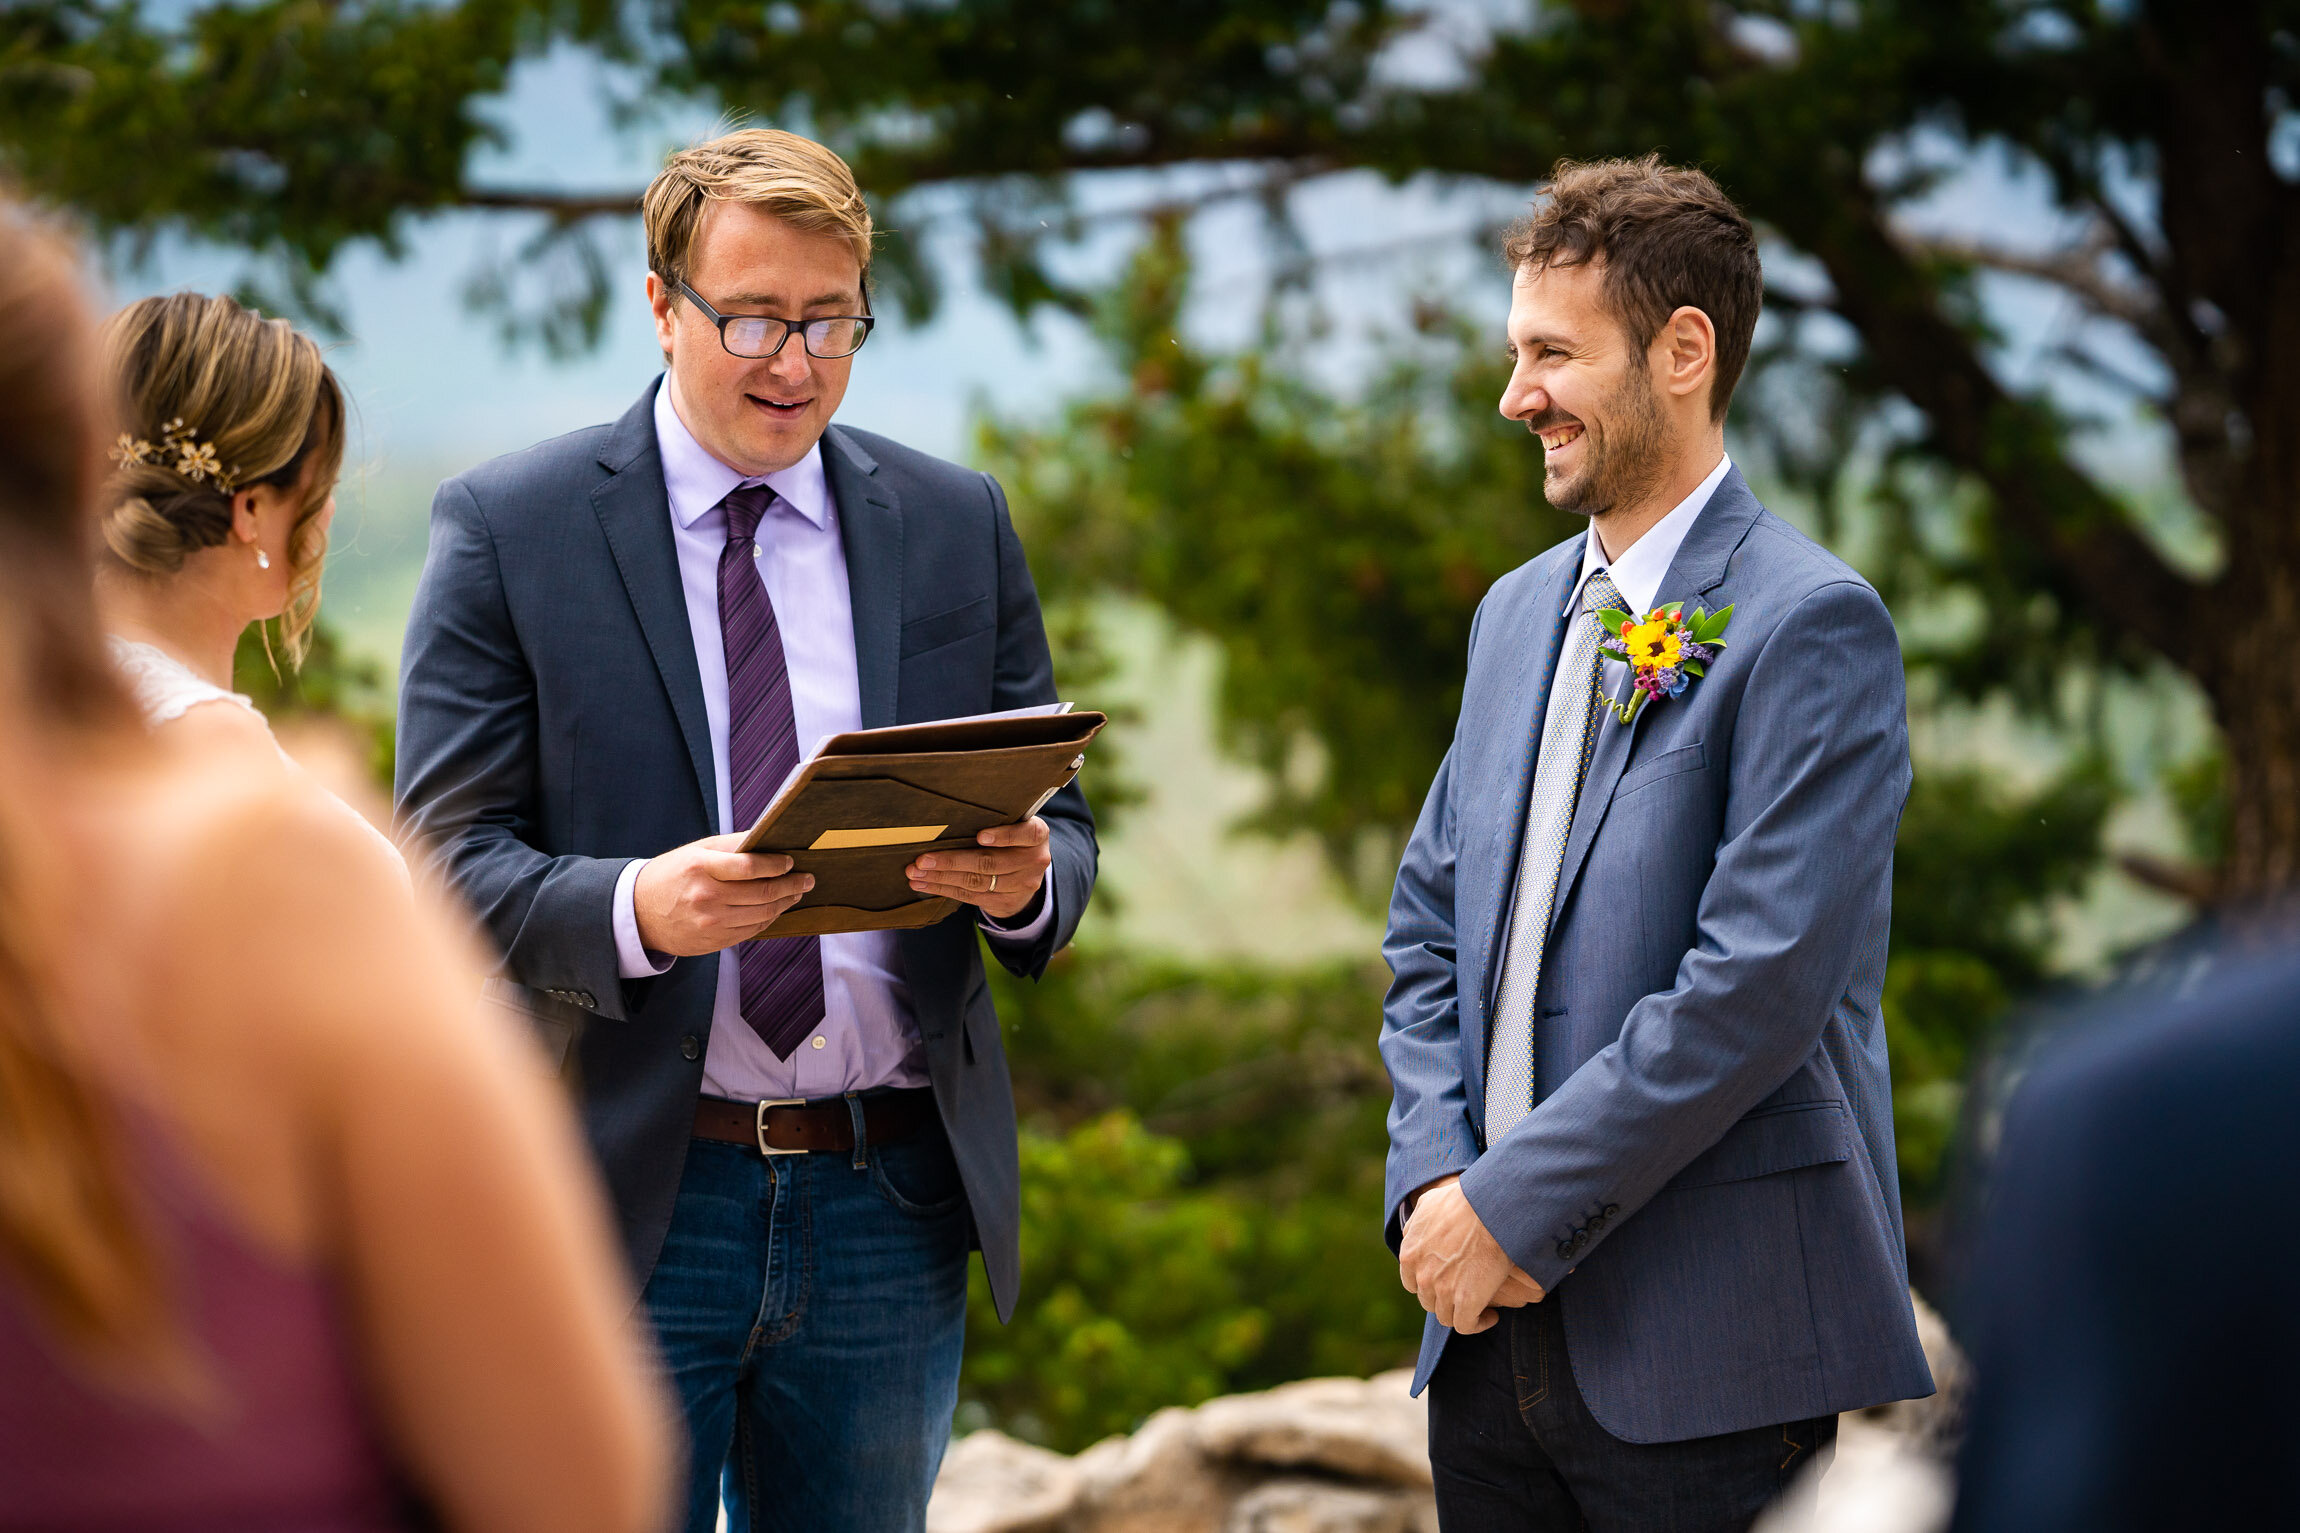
[1503,156,1762,423]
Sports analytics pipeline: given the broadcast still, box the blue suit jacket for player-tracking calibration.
[1381,468,1932,1442]
[394,381,1096,1320]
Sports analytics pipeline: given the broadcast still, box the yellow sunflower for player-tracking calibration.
[1622,618,1682,670]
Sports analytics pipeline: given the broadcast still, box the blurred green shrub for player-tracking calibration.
[233,617,395,789]
[1883,762,2113,1202]
[961,955,1422,1451]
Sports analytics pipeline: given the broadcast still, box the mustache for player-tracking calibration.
[1523,411,1584,437]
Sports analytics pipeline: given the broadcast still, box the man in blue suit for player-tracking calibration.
[396,130,1095,1533]
[1381,156,1932,1530]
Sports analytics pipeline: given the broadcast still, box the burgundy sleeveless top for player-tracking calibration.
[0,1153,408,1531]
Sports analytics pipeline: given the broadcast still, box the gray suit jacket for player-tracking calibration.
[1380,468,1932,1442]
[395,380,1095,1320]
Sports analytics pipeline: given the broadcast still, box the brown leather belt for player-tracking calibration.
[692,1089,936,1156]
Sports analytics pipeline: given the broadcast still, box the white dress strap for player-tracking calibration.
[107,637,268,730]
[106,635,408,875]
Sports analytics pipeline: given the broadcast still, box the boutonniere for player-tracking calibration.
[1594,601,1733,724]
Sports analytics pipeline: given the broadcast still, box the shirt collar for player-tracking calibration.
[653,376,832,531]
[1570,451,1732,617]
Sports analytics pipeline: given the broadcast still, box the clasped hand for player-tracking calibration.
[1398,1175,1545,1333]
[634,818,1054,956]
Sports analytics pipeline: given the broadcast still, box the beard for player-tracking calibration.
[1534,364,1670,519]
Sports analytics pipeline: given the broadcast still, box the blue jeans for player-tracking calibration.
[640,1100,972,1533]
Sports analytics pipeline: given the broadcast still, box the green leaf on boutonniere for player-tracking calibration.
[1692,605,1734,643]
[1657,600,1685,620]
[1597,645,1629,663]
[1595,607,1635,636]
[1682,660,1706,677]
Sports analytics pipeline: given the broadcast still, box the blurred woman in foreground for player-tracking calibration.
[0,209,673,1530]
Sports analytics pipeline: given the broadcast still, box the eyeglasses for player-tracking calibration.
[676,282,875,360]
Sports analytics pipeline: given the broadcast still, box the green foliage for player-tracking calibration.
[232,617,395,788]
[1883,760,2115,1198]
[961,1113,1274,1451]
[982,222,1573,888]
[0,0,615,317]
[962,953,1422,1450]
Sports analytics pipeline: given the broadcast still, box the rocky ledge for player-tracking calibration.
[928,1296,1964,1533]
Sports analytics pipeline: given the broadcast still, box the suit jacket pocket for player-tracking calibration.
[1665,1099,1850,1190]
[1616,740,1707,800]
[482,978,582,1074]
[900,595,994,658]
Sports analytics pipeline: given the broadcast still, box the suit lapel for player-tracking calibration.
[1475,545,1585,1019]
[824,427,904,729]
[591,381,716,823]
[1547,468,1765,937]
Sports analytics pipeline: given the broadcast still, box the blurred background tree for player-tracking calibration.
[6,0,2279,1447]
[4,0,2277,886]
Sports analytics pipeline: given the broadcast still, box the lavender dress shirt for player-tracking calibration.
[610,381,1053,1101]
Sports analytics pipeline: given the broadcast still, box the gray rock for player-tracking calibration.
[1223,1479,1435,1533]
[926,1429,1081,1533]
[1195,1371,1432,1488]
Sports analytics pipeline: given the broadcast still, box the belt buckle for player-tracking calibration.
[754,1098,808,1156]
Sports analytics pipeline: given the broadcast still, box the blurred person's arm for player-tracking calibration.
[172,796,675,1533]
[393,477,640,1018]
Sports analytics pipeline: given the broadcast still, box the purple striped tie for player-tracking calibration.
[719,484,824,1061]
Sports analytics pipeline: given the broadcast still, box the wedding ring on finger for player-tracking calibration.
[988,873,998,892]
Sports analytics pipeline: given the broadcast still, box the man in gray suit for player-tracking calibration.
[396,130,1094,1533]
[1381,157,1931,1530]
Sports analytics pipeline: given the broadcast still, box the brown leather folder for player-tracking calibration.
[734,709,1106,937]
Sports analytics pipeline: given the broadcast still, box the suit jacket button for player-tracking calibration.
[575,990,596,1009]
[1602,1203,1620,1217]
[680,1034,701,1061]
[1556,1240,1574,1259]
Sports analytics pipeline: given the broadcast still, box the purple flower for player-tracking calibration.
[1679,640,1715,668]
[1637,665,1687,698]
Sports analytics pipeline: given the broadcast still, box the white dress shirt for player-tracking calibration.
[610,380,1051,1101]
[1543,451,1732,748]
[1566,451,1732,619]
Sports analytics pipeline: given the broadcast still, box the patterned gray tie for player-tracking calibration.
[1485,567,1623,1142]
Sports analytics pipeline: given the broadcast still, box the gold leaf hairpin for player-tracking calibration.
[108,417,240,494]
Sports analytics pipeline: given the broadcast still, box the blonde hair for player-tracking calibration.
[644,128,874,297]
[0,202,189,1393]
[98,294,345,667]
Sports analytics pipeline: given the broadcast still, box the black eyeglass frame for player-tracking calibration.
[675,281,876,360]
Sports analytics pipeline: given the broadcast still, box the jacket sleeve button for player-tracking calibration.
[680,1034,702,1061]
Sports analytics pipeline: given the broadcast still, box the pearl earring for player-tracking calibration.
[256,548,271,570]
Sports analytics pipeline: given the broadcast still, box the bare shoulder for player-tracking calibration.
[123,760,460,1067]
[154,695,291,767]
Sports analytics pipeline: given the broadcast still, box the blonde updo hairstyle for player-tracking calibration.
[99,294,344,666]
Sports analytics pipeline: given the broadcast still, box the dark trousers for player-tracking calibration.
[640,1103,972,1533]
[1427,1297,1835,1533]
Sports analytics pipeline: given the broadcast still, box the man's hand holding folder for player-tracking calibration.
[633,705,1104,953]
[905,816,1054,923]
[632,837,815,957]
